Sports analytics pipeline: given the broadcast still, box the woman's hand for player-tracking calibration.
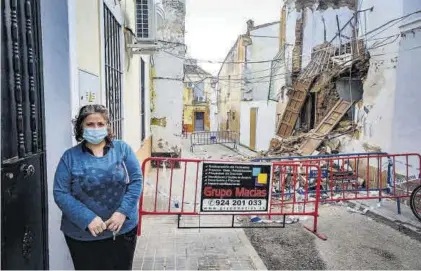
[105,212,126,232]
[88,216,107,237]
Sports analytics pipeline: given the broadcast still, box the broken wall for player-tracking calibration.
[151,0,186,156]
[301,3,354,69]
[343,1,404,153]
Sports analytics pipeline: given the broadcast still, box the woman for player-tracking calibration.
[53,104,143,270]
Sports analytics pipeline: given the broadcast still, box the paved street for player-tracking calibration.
[133,139,266,270]
[133,139,421,270]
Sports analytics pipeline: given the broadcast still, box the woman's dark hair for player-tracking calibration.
[72,104,114,142]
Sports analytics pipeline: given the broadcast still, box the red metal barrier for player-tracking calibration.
[275,153,421,204]
[137,157,326,240]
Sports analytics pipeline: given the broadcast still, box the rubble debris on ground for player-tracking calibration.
[264,119,355,157]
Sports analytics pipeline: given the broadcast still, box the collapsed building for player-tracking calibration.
[266,0,398,157]
[269,41,369,156]
[256,0,421,208]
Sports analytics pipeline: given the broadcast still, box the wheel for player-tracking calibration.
[410,184,421,222]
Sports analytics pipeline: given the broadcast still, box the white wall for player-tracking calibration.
[151,0,185,155]
[391,20,421,154]
[240,101,277,151]
[345,0,404,153]
[285,2,298,74]
[151,52,184,153]
[301,5,354,68]
[248,23,280,101]
[389,1,421,178]
[41,0,74,268]
[141,55,152,140]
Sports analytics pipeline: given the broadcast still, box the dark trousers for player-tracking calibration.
[65,226,138,270]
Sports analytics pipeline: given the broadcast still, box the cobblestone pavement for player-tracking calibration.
[133,216,265,270]
[133,138,266,270]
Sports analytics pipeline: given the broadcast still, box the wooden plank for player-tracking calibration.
[299,99,352,155]
[276,82,309,138]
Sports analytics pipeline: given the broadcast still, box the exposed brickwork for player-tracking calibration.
[316,84,340,125]
[292,15,304,81]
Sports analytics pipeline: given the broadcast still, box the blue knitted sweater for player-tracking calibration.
[53,140,143,241]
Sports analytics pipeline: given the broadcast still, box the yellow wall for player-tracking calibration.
[183,75,211,132]
[217,36,244,137]
[76,0,101,76]
[136,137,152,175]
[121,0,145,153]
[279,5,287,50]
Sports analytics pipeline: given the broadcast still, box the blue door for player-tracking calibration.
[194,112,205,131]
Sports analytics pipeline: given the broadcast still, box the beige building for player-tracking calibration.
[217,36,246,137]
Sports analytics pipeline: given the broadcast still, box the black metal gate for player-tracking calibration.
[1,0,48,269]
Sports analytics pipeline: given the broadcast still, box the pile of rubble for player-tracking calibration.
[263,120,356,157]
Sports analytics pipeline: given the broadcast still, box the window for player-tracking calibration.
[193,81,205,99]
[140,59,146,141]
[136,0,150,38]
[104,4,123,139]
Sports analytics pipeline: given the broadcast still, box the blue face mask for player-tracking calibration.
[83,127,108,144]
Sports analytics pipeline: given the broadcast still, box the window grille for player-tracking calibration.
[104,4,123,139]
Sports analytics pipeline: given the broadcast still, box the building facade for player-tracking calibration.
[391,1,421,172]
[183,61,212,133]
[1,0,168,269]
[240,20,280,152]
[149,0,185,159]
[216,36,246,138]
[270,0,421,159]
[216,19,280,151]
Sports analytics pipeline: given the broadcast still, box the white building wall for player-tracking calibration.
[285,3,298,74]
[391,13,421,176]
[248,23,280,101]
[240,101,277,151]
[345,1,404,153]
[121,0,142,151]
[142,55,152,140]
[152,52,184,154]
[41,0,74,268]
[151,0,185,155]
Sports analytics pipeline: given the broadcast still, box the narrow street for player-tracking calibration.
[134,139,421,270]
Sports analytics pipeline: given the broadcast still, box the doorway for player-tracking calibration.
[250,108,257,150]
[194,111,205,131]
[1,0,49,269]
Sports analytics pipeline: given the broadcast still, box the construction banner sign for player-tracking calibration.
[200,162,272,213]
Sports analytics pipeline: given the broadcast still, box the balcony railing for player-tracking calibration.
[193,96,207,104]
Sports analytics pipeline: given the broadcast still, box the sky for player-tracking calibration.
[185,0,282,75]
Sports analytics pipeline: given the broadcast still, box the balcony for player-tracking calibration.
[193,96,207,104]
